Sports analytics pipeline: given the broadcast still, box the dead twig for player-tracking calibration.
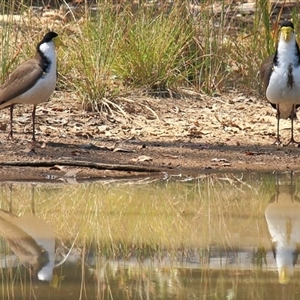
[0,160,170,173]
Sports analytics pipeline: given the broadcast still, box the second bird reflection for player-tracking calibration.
[265,181,300,284]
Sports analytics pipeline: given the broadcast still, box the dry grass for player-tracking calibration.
[1,0,297,112]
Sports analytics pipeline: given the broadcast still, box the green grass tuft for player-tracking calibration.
[112,3,198,95]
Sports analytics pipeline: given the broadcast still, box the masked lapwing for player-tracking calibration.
[0,31,61,141]
[265,183,300,284]
[0,210,55,281]
[260,21,300,146]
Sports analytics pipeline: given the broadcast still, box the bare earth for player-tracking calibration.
[0,90,300,182]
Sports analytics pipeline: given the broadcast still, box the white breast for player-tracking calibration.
[266,66,300,104]
[266,38,300,119]
[10,41,57,106]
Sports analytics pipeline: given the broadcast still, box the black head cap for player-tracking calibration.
[280,20,294,29]
[40,31,58,44]
[37,31,59,52]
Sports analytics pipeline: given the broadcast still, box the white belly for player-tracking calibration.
[10,72,56,106]
[266,66,300,104]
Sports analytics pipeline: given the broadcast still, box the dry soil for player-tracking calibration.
[0,90,299,182]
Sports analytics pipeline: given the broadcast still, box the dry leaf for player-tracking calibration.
[136,155,152,162]
[64,169,80,177]
[0,122,7,131]
[71,150,81,156]
[19,148,36,155]
[113,147,135,153]
[75,132,92,139]
[211,158,230,163]
[15,116,30,123]
[162,154,179,159]
[50,165,66,171]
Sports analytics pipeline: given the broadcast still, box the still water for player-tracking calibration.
[0,171,300,299]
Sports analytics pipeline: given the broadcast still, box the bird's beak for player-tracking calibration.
[279,266,291,284]
[53,36,66,49]
[281,27,293,41]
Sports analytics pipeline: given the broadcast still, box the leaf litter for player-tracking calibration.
[1,90,300,180]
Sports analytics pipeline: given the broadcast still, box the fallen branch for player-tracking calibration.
[0,160,170,173]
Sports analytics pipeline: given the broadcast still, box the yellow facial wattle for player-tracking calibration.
[281,26,294,41]
[53,36,65,48]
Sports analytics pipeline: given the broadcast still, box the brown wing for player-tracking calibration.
[260,55,274,92]
[0,58,43,107]
[0,210,49,275]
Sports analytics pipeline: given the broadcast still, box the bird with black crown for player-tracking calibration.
[0,31,62,141]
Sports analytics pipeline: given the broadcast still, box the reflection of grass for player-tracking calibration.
[0,175,295,299]
[0,174,275,253]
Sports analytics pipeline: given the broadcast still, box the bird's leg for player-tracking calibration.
[7,105,14,140]
[32,105,37,141]
[273,105,282,146]
[285,105,299,146]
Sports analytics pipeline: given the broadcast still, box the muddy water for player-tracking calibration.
[0,172,300,299]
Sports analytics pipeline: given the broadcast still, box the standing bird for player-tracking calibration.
[0,31,61,141]
[260,21,300,146]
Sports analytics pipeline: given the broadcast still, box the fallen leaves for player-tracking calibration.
[113,147,135,153]
[50,165,80,177]
[0,122,6,131]
[211,158,230,163]
[0,90,282,147]
[245,151,268,156]
[131,155,153,163]
[211,157,231,167]
[0,90,299,179]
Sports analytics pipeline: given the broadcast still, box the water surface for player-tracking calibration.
[0,171,300,299]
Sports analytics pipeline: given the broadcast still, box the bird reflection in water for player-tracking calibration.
[0,186,55,282]
[265,178,300,284]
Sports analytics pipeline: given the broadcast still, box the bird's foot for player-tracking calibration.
[30,139,41,148]
[284,137,300,147]
[273,138,282,146]
[6,131,14,141]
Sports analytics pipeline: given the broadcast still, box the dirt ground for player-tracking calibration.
[1,90,300,182]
